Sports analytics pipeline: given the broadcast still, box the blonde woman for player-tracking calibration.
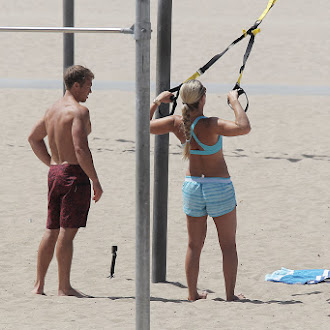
[150,80,250,301]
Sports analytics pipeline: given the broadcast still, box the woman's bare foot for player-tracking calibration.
[32,283,46,295]
[58,287,90,298]
[227,293,246,302]
[32,289,46,295]
[188,291,208,302]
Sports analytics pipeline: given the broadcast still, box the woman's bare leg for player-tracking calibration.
[213,208,243,301]
[185,215,208,301]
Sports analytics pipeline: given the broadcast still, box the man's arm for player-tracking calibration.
[28,118,51,167]
[72,108,103,202]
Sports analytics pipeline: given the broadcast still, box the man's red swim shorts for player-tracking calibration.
[47,164,91,229]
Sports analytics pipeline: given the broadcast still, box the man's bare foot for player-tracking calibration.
[188,291,208,302]
[227,293,246,302]
[58,287,91,298]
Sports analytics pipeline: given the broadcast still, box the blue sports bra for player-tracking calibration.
[187,115,222,155]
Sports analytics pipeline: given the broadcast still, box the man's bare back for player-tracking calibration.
[45,96,91,166]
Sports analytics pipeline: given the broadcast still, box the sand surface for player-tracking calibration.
[0,1,329,329]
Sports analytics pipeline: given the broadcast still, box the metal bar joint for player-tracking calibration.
[133,22,151,40]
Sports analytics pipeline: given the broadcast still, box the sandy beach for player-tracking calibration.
[0,0,329,329]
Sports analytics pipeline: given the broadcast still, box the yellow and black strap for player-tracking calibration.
[167,0,277,115]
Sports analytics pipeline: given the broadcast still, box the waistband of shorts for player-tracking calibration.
[50,164,82,169]
[185,176,232,183]
[49,164,87,175]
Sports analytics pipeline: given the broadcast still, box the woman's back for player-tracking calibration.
[181,115,230,178]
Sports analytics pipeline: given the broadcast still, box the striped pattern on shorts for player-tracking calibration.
[182,176,236,218]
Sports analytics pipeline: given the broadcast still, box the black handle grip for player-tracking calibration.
[227,83,249,112]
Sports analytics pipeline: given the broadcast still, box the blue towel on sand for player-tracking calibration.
[265,267,330,284]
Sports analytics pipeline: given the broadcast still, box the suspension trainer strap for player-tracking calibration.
[229,32,257,112]
[165,0,277,115]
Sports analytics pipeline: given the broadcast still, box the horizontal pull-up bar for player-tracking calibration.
[0,26,134,34]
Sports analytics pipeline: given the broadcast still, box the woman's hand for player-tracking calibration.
[154,91,174,105]
[227,90,239,106]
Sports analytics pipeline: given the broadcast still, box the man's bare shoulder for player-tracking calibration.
[72,104,90,123]
[44,99,90,126]
[59,98,90,117]
[71,105,91,135]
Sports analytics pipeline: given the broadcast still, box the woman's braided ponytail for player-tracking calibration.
[179,80,206,160]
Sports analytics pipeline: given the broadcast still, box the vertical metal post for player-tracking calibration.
[152,0,172,283]
[63,0,74,93]
[135,0,151,329]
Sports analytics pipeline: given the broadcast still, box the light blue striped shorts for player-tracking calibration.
[182,176,237,218]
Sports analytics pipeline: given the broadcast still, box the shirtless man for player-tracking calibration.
[28,65,103,297]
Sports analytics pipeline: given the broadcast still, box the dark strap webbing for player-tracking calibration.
[162,0,277,116]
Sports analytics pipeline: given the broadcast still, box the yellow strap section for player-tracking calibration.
[184,71,201,83]
[237,73,243,85]
[257,0,277,22]
[252,28,261,36]
[243,29,247,37]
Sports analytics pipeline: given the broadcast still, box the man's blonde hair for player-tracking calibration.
[64,65,94,89]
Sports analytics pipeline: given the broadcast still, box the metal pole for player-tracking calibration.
[152,0,172,283]
[63,0,74,93]
[135,0,151,329]
[0,26,134,34]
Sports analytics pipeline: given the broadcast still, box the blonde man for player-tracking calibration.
[28,65,103,297]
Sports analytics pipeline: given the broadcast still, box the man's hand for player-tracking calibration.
[92,179,103,202]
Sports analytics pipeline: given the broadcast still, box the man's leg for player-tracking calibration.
[185,215,208,301]
[33,228,60,295]
[56,227,85,297]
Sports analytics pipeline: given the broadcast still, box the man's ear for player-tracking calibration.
[72,81,80,89]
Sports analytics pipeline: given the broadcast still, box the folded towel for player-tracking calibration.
[265,267,330,284]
